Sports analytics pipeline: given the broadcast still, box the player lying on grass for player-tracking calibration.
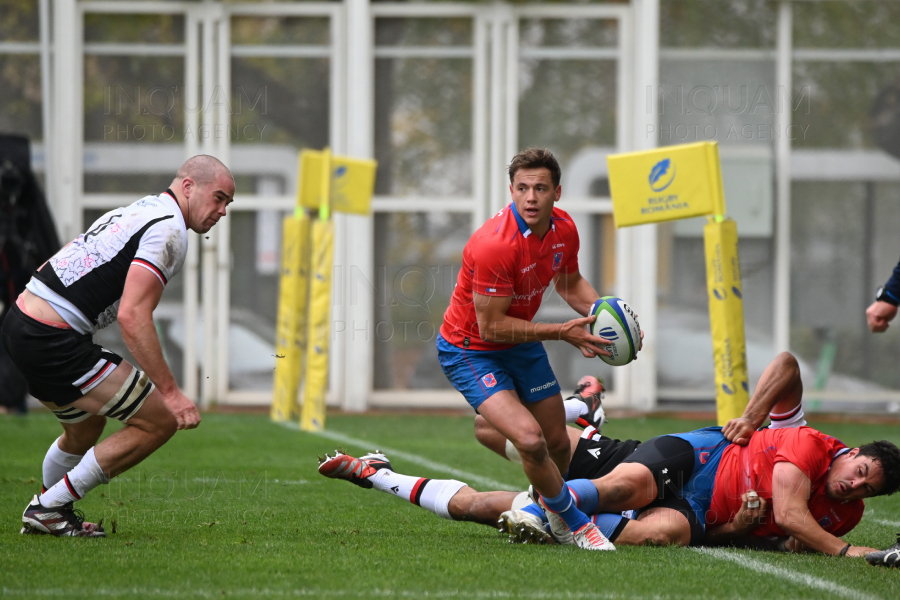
[318,360,784,549]
[319,352,900,565]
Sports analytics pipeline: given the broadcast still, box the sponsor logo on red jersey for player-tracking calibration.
[552,252,563,271]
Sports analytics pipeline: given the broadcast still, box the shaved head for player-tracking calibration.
[176,155,232,185]
[169,155,235,233]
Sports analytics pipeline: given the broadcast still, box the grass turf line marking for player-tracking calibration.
[0,588,714,599]
[287,424,520,491]
[692,547,878,600]
[873,518,900,528]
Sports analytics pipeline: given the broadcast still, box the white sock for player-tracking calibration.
[369,470,466,520]
[564,398,588,423]
[42,437,84,490]
[768,405,806,429]
[504,439,523,464]
[39,447,109,507]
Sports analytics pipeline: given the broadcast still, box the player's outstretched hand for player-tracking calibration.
[162,389,201,430]
[866,301,898,333]
[562,315,612,358]
[732,491,767,534]
[846,544,880,557]
[723,417,757,446]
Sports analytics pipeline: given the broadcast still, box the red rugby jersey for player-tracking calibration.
[707,426,863,538]
[439,203,580,351]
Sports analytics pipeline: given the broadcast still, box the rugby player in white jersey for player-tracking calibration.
[1,155,234,537]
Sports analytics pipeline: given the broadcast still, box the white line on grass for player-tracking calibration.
[285,423,520,491]
[873,518,900,528]
[0,587,724,599]
[692,547,878,600]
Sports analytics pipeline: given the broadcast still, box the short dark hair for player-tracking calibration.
[508,147,561,187]
[858,440,900,496]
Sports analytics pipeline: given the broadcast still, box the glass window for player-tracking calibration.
[791,181,900,393]
[520,18,617,48]
[794,0,900,49]
[374,18,474,197]
[374,56,473,196]
[660,0,776,49]
[0,55,42,140]
[793,62,900,150]
[231,56,329,147]
[376,18,472,47]
[232,16,329,46]
[0,0,40,42]
[372,212,470,390]
[84,13,185,44]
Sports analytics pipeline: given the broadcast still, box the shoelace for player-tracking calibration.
[581,526,605,544]
[60,503,87,529]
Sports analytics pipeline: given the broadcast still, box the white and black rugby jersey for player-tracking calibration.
[26,190,188,334]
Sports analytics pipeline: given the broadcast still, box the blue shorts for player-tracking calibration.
[436,334,561,411]
[667,427,731,533]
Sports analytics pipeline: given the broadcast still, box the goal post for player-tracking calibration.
[607,141,750,424]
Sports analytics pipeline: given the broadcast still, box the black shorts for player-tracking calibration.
[1,301,122,406]
[567,435,642,481]
[622,435,705,545]
[636,493,706,546]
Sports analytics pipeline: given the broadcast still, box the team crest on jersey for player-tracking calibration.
[818,515,833,528]
[699,451,710,464]
[552,252,563,271]
[481,373,497,388]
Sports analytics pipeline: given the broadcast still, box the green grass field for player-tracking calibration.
[1,411,899,599]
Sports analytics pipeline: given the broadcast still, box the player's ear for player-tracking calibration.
[181,177,194,198]
[554,185,562,202]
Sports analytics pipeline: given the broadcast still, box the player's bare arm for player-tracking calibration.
[772,462,878,557]
[473,291,610,357]
[723,351,803,445]
[552,270,600,317]
[118,265,199,430]
[703,492,768,545]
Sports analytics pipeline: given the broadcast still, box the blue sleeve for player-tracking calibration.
[884,257,900,302]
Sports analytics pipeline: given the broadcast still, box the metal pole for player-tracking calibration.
[342,0,375,412]
[773,0,793,353]
[215,11,231,403]
[200,2,218,408]
[39,0,52,191]
[626,0,659,411]
[183,6,201,403]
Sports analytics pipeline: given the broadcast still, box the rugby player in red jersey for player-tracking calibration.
[435,147,618,550]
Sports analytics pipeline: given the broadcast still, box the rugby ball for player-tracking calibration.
[588,296,641,366]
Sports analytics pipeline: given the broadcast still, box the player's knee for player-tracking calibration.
[65,415,106,444]
[473,415,493,446]
[642,529,687,547]
[775,351,800,378]
[545,433,570,459]
[598,481,632,506]
[152,407,178,441]
[510,429,548,463]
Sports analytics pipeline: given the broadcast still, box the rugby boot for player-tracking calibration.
[317,450,392,489]
[21,495,106,537]
[497,509,553,545]
[866,534,900,568]
[572,521,616,551]
[569,375,606,431]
